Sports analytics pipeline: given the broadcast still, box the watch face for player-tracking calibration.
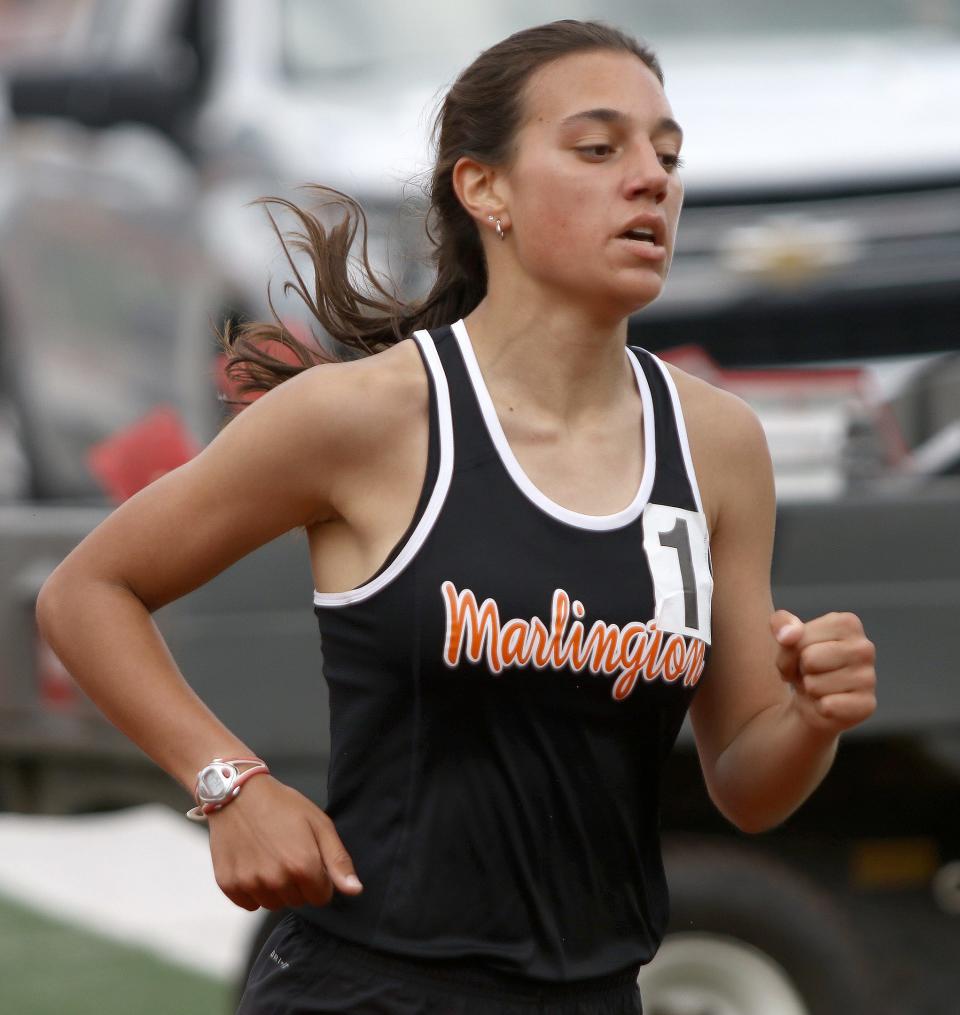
[199,764,234,801]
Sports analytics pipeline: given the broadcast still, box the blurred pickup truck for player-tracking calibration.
[1,2,960,1014]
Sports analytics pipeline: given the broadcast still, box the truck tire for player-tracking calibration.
[639,837,885,1015]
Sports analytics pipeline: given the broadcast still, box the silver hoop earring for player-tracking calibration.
[495,218,505,241]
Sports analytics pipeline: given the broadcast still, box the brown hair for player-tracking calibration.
[215,19,663,410]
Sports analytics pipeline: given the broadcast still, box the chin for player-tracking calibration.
[630,286,664,313]
[606,279,665,319]
[560,271,664,321]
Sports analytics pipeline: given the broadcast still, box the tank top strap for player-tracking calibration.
[419,322,501,467]
[340,329,443,589]
[628,344,705,517]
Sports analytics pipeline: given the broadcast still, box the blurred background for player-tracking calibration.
[0,1,959,1013]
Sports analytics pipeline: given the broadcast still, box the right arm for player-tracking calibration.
[35,355,386,911]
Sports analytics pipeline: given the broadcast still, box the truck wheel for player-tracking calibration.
[638,838,883,1015]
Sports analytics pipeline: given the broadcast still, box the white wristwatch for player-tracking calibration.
[186,757,270,822]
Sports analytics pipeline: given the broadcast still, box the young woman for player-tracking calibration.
[36,19,877,1015]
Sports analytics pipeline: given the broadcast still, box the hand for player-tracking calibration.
[770,609,877,737]
[206,774,364,911]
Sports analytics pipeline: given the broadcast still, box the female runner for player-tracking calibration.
[36,19,877,1015]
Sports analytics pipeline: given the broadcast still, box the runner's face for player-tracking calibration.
[502,49,684,319]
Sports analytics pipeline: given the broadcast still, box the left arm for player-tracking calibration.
[683,383,877,834]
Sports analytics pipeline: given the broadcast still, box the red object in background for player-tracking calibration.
[86,404,201,504]
[213,317,322,410]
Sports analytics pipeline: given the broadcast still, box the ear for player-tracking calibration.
[451,154,510,232]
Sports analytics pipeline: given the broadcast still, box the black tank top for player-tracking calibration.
[298,318,714,982]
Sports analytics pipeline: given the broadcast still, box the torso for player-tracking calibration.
[302,322,716,973]
[306,336,724,596]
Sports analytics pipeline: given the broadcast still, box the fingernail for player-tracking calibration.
[776,626,793,643]
[344,874,363,890]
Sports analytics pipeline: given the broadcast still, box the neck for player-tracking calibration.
[462,286,636,424]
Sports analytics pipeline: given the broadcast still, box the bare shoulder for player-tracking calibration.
[658,358,773,537]
[659,357,767,447]
[294,336,431,517]
[280,336,429,464]
[340,336,431,425]
[298,334,426,409]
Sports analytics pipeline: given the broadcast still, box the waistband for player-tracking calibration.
[291,913,642,1004]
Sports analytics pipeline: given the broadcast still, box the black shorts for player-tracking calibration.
[236,911,644,1014]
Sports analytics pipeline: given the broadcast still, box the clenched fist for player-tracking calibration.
[771,609,877,737]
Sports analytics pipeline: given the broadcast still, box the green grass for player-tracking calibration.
[0,890,234,1015]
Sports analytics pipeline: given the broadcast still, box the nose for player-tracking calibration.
[622,143,671,203]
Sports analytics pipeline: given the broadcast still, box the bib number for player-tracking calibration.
[642,503,713,644]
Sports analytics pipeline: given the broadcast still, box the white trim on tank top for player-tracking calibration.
[312,328,454,608]
[450,317,657,532]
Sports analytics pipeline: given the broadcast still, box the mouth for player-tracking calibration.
[616,229,667,261]
[618,227,659,244]
[616,211,667,248]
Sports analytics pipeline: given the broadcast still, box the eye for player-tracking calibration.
[661,153,685,171]
[576,144,616,158]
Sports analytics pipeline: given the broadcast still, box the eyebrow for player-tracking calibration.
[558,108,684,143]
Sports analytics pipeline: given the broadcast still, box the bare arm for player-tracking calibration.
[685,386,869,834]
[34,352,402,909]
